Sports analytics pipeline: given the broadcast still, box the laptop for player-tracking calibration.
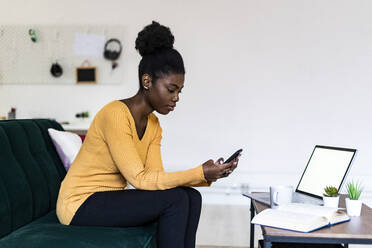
[244,145,357,206]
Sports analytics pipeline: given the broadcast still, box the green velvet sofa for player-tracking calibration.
[0,119,157,248]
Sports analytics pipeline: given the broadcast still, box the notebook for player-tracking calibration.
[251,203,350,233]
[244,145,357,205]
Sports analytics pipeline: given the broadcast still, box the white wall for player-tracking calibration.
[1,0,372,196]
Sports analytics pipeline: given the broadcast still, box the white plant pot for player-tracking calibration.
[345,198,362,216]
[323,196,340,208]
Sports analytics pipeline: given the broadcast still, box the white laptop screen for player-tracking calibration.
[296,146,356,198]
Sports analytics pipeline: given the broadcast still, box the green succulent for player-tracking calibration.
[323,186,339,197]
[75,111,89,119]
[82,111,89,118]
[346,180,363,200]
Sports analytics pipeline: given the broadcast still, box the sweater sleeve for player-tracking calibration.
[98,106,208,190]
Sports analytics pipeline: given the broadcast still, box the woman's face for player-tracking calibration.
[146,73,184,115]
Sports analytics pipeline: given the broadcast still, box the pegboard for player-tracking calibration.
[0,25,126,84]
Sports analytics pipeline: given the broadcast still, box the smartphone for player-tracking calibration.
[224,149,243,164]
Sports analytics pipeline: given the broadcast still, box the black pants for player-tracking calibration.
[70,187,202,248]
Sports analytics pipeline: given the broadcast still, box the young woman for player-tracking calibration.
[56,21,240,248]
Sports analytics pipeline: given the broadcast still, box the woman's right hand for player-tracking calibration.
[202,158,234,182]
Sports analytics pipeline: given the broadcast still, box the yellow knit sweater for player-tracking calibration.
[56,100,209,225]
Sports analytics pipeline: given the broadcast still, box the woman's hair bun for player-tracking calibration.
[135,21,174,57]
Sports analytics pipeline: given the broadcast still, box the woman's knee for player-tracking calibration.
[162,187,189,207]
[181,187,202,205]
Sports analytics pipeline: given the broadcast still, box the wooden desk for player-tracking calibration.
[248,193,372,248]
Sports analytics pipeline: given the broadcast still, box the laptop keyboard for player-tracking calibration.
[292,192,323,205]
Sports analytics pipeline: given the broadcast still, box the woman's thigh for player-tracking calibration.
[70,187,188,227]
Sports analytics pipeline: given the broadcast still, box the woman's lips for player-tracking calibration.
[167,106,175,111]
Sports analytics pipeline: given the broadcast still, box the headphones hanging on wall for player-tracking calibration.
[104,38,122,69]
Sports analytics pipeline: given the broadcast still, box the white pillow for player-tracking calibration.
[48,128,82,171]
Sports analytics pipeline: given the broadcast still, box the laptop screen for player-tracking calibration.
[296,146,357,198]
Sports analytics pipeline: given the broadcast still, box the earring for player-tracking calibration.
[143,85,148,90]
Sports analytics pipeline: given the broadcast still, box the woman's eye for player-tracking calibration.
[168,89,175,93]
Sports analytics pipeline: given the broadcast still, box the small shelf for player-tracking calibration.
[62,123,89,135]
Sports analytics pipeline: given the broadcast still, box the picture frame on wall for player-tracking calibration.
[75,66,97,84]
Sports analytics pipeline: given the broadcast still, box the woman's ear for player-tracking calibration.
[142,74,152,90]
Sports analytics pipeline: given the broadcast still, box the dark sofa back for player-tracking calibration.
[0,119,66,238]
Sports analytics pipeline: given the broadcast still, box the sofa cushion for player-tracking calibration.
[0,122,50,221]
[0,211,157,248]
[48,128,82,171]
[33,119,66,180]
[0,125,33,237]
[18,120,61,207]
[0,119,66,238]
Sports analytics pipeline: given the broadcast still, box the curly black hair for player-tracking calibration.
[135,21,185,90]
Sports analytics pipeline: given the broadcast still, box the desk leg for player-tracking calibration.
[250,200,255,248]
[344,244,349,248]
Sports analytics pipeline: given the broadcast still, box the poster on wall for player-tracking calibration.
[73,32,105,57]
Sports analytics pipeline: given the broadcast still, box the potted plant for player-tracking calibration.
[322,186,339,208]
[345,180,363,216]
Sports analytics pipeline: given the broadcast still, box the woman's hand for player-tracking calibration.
[202,154,240,182]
